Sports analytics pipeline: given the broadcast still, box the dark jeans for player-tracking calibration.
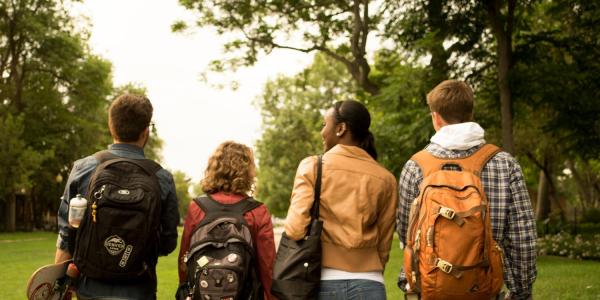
[319,279,386,300]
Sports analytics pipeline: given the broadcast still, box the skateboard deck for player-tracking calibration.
[26,259,72,300]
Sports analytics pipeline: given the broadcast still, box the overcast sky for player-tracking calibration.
[75,0,313,182]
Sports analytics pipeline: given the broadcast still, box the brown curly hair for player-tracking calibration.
[201,141,256,195]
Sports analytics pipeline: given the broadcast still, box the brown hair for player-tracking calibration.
[426,80,474,124]
[201,141,256,195]
[108,94,153,142]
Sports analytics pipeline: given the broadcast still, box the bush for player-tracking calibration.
[582,208,600,223]
[537,232,600,260]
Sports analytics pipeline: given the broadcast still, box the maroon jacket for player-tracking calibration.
[178,192,276,299]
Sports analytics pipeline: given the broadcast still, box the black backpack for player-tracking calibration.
[73,151,162,280]
[180,195,263,300]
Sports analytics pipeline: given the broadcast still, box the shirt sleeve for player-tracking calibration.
[56,157,96,251]
[396,160,422,247]
[504,158,537,299]
[249,205,276,300]
[157,169,180,256]
[178,201,202,283]
[284,156,317,241]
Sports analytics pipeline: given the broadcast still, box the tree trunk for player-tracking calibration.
[497,36,514,154]
[568,159,593,210]
[5,192,17,232]
[487,0,516,154]
[24,193,33,231]
[536,170,551,221]
[426,0,450,87]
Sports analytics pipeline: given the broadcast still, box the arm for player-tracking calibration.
[284,157,317,241]
[251,205,276,300]
[158,170,180,256]
[377,175,398,268]
[178,202,200,283]
[396,160,422,247]
[504,159,537,300]
[55,158,92,263]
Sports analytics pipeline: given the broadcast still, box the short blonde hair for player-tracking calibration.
[201,141,255,195]
[426,80,474,124]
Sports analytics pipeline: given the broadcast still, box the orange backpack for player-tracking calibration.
[404,144,504,300]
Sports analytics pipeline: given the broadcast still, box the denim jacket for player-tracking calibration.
[56,143,179,298]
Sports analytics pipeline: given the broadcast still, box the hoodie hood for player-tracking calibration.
[430,122,486,150]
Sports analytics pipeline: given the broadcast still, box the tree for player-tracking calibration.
[255,54,358,216]
[175,0,382,94]
[172,170,192,220]
[0,115,44,231]
[0,0,115,231]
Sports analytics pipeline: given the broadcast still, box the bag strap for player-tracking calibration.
[411,144,501,177]
[309,155,323,221]
[94,150,162,176]
[458,144,501,176]
[194,195,261,217]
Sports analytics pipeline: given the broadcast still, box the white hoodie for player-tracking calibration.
[430,122,486,150]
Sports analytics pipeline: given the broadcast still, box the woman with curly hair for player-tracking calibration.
[178,141,276,299]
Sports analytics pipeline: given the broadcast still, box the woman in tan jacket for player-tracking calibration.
[284,100,398,299]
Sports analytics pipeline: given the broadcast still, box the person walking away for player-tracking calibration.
[396,80,536,300]
[54,94,180,300]
[177,141,276,300]
[285,100,398,299]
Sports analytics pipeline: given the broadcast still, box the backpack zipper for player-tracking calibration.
[92,184,105,223]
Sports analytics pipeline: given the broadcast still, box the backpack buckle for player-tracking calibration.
[439,207,456,220]
[435,258,453,274]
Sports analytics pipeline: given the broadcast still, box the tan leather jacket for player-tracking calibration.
[285,144,398,272]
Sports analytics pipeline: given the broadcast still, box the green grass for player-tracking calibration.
[2,231,600,299]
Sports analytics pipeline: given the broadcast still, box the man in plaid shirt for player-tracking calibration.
[396,80,537,300]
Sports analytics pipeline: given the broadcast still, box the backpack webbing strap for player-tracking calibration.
[411,144,501,177]
[309,155,323,221]
[193,195,262,217]
[94,150,162,176]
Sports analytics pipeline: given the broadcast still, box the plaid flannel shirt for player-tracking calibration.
[396,143,537,300]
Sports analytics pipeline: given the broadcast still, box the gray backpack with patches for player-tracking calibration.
[181,195,262,300]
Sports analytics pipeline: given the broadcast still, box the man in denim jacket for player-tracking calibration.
[55,94,179,299]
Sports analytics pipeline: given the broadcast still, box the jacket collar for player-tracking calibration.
[327,144,375,163]
[108,143,145,158]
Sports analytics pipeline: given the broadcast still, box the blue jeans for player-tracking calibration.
[319,279,386,300]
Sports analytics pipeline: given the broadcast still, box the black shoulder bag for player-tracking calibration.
[271,155,323,300]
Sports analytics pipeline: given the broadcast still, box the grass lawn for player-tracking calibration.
[3,231,600,299]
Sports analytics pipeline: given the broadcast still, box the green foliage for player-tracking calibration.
[172,170,192,219]
[0,1,171,230]
[175,0,382,93]
[367,54,432,176]
[0,115,46,199]
[255,54,358,216]
[582,209,600,224]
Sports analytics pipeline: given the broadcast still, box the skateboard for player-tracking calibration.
[26,259,74,300]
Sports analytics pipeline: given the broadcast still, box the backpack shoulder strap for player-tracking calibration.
[194,195,262,219]
[94,150,118,164]
[458,144,501,176]
[93,150,162,176]
[411,150,447,177]
[239,197,262,214]
[411,144,501,177]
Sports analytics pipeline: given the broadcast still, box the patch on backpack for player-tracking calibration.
[119,245,134,267]
[104,235,126,255]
